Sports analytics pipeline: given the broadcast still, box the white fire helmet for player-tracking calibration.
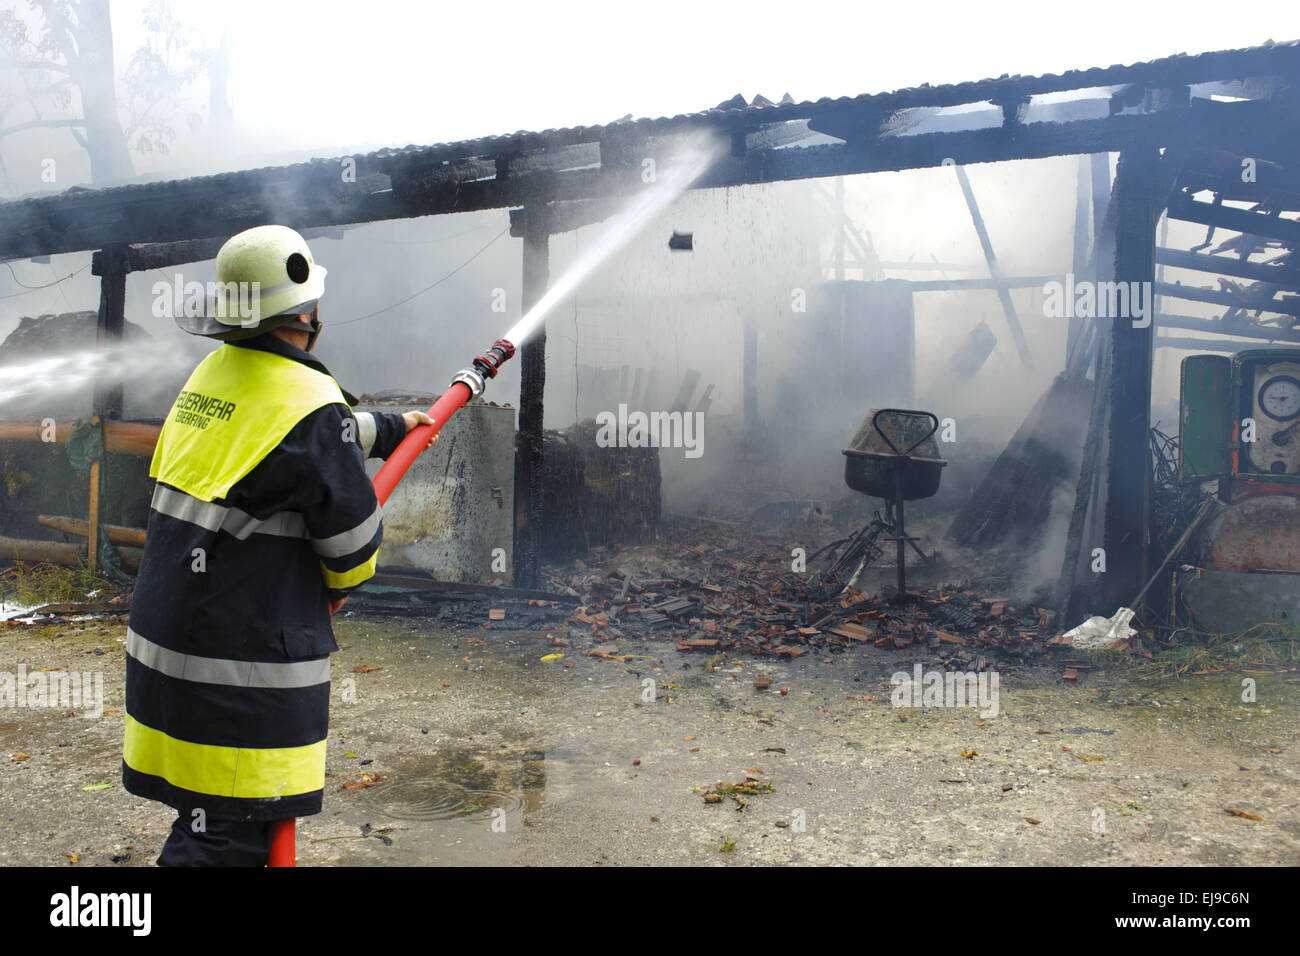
[175,224,327,342]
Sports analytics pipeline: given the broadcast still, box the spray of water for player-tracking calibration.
[0,338,202,409]
[0,135,720,413]
[501,132,727,348]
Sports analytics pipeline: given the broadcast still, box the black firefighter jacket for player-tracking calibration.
[122,334,406,822]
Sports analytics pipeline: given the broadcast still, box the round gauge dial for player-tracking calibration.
[1258,375,1300,422]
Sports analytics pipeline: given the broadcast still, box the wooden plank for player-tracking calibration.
[0,536,84,565]
[37,515,147,548]
[0,421,161,457]
[366,573,580,604]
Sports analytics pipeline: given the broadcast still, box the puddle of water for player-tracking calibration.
[362,746,549,832]
[371,779,525,823]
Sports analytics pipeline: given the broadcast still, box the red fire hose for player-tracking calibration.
[268,338,516,866]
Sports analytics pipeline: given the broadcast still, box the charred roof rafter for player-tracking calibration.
[1,40,1297,261]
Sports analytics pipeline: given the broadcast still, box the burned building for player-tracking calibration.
[1,40,1298,638]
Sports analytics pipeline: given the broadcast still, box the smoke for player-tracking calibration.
[1020,474,1077,601]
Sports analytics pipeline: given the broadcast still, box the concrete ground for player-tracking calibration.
[1,613,1296,866]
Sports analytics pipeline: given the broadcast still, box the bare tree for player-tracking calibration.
[0,0,209,187]
[121,0,208,157]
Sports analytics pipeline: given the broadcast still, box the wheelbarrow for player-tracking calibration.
[837,409,947,596]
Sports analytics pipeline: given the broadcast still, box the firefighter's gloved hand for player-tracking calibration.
[401,411,438,449]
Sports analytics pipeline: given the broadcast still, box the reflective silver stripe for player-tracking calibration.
[311,504,382,558]
[152,484,307,541]
[254,278,298,299]
[151,484,225,532]
[223,507,307,540]
[126,629,330,688]
[355,412,378,456]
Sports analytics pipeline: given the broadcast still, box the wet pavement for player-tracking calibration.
[1,614,1297,866]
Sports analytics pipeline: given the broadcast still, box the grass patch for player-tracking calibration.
[1131,624,1299,681]
[0,561,124,608]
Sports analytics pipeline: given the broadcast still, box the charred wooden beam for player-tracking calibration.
[1155,311,1300,342]
[1166,191,1300,244]
[93,246,126,422]
[1155,247,1300,287]
[1103,147,1166,609]
[1154,280,1300,318]
[0,85,1292,261]
[1169,147,1300,206]
[508,198,618,237]
[1156,334,1276,351]
[952,165,1033,369]
[513,210,550,590]
[906,275,1056,292]
[92,236,227,274]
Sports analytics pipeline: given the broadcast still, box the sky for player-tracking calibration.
[108,0,1300,166]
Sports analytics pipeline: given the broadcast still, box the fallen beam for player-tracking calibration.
[952,165,1033,369]
[0,536,83,565]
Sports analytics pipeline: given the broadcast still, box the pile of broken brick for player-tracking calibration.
[543,522,1074,673]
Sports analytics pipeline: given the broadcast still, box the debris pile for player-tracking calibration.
[542,520,1062,667]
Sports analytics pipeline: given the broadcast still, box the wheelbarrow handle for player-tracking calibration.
[871,408,940,458]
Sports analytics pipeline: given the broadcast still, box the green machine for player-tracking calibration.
[1178,348,1300,632]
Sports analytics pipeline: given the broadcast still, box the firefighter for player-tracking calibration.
[122,224,432,865]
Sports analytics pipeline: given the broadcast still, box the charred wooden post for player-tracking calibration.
[514,210,550,590]
[91,245,127,421]
[1102,147,1165,608]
